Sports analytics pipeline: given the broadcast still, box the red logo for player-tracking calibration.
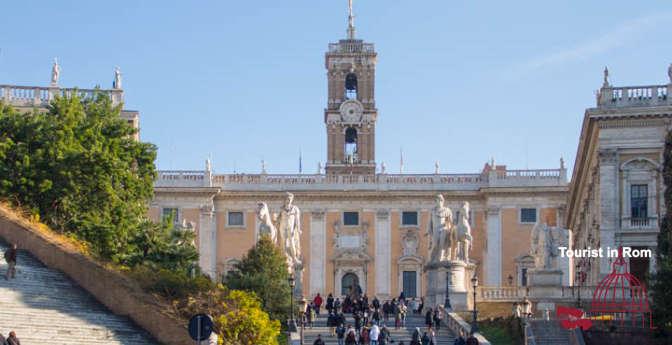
[557,306,593,330]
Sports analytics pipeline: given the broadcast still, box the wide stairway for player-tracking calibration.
[0,241,158,344]
[528,319,570,345]
[303,313,456,345]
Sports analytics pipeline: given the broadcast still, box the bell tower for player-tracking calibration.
[324,0,378,175]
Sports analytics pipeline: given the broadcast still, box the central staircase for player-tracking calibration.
[0,241,158,345]
[302,313,457,345]
[527,319,571,345]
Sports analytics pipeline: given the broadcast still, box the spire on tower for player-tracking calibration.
[347,0,356,39]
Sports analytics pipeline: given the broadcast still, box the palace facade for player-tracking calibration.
[3,8,670,303]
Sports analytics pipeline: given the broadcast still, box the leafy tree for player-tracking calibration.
[653,130,672,331]
[226,236,292,321]
[0,94,194,270]
[216,290,281,345]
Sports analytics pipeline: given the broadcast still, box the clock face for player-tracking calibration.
[340,100,363,123]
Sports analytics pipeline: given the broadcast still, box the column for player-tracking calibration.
[599,149,618,279]
[198,203,217,279]
[485,207,501,286]
[309,211,326,295]
[375,210,391,297]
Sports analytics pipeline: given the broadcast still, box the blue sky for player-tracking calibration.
[1,1,671,174]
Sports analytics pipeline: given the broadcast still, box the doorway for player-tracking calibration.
[341,272,359,296]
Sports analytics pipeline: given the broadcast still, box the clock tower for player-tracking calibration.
[324,0,378,175]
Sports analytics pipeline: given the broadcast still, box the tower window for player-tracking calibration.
[345,127,358,163]
[345,72,358,100]
[631,184,648,220]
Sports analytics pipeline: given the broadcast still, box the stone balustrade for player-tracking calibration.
[478,285,599,302]
[598,84,671,108]
[621,216,659,230]
[155,168,567,190]
[0,84,124,107]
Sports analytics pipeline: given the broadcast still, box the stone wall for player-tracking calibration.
[0,212,192,345]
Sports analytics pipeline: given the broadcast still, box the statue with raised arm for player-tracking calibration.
[456,202,473,262]
[51,58,60,86]
[427,194,455,262]
[277,192,302,272]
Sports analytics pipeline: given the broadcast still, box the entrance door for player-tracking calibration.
[521,268,528,286]
[403,271,417,298]
[341,273,359,296]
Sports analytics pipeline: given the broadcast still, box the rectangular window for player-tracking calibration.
[520,208,537,223]
[631,184,648,220]
[401,211,418,226]
[343,212,359,226]
[161,208,179,224]
[227,211,244,227]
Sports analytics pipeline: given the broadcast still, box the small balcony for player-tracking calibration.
[621,216,658,230]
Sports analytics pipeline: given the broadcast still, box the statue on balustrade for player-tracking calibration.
[51,58,60,86]
[113,66,122,89]
[455,201,473,262]
[427,194,455,262]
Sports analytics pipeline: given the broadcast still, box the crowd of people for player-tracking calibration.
[304,291,477,345]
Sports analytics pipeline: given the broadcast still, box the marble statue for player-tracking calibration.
[277,192,302,271]
[603,66,609,87]
[51,58,60,85]
[455,202,473,262]
[427,194,455,262]
[381,162,387,174]
[256,202,277,244]
[530,222,567,269]
[668,63,672,84]
[113,66,122,89]
[434,161,440,174]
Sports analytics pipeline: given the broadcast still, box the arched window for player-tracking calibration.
[345,127,358,163]
[345,73,358,100]
[341,273,359,296]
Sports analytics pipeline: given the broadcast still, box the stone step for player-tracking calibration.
[0,240,159,345]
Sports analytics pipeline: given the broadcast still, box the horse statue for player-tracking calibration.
[455,202,473,262]
[256,202,278,244]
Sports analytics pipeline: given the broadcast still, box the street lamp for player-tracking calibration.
[471,274,479,335]
[508,274,513,286]
[288,275,297,332]
[444,272,452,311]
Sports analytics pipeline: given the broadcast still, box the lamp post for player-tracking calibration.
[471,274,479,335]
[508,274,513,286]
[444,271,452,311]
[288,275,297,332]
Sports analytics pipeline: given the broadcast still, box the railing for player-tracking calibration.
[328,40,375,54]
[598,84,670,108]
[621,216,658,230]
[478,285,599,301]
[0,84,123,107]
[444,312,492,345]
[155,168,568,190]
[479,286,525,300]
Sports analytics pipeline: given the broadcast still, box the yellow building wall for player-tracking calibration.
[216,211,256,271]
[389,211,401,297]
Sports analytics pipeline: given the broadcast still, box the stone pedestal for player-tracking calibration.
[425,260,470,311]
[528,268,563,298]
[293,263,304,298]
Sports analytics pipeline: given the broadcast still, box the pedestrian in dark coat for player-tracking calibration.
[425,308,434,327]
[6,332,19,345]
[326,293,335,314]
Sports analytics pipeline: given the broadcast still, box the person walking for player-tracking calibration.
[400,303,407,327]
[345,325,357,345]
[421,332,430,345]
[382,300,390,321]
[410,327,421,345]
[0,332,6,345]
[6,332,19,345]
[336,323,346,345]
[328,311,338,336]
[306,303,315,329]
[354,310,362,334]
[370,324,380,345]
[433,309,441,332]
[379,325,391,345]
[314,293,324,314]
[313,334,326,345]
[326,293,335,314]
[4,243,17,280]
[425,308,433,328]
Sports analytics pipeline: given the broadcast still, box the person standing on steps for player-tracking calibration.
[369,323,380,345]
[425,308,433,328]
[326,293,335,314]
[336,323,346,345]
[314,293,323,314]
[0,332,7,345]
[4,243,17,280]
[6,331,19,345]
[328,311,338,336]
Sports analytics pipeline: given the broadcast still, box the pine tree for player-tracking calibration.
[652,130,672,330]
[226,236,292,321]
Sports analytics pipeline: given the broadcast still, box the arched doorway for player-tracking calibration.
[341,272,359,296]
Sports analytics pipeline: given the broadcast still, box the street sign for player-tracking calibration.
[188,314,214,341]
